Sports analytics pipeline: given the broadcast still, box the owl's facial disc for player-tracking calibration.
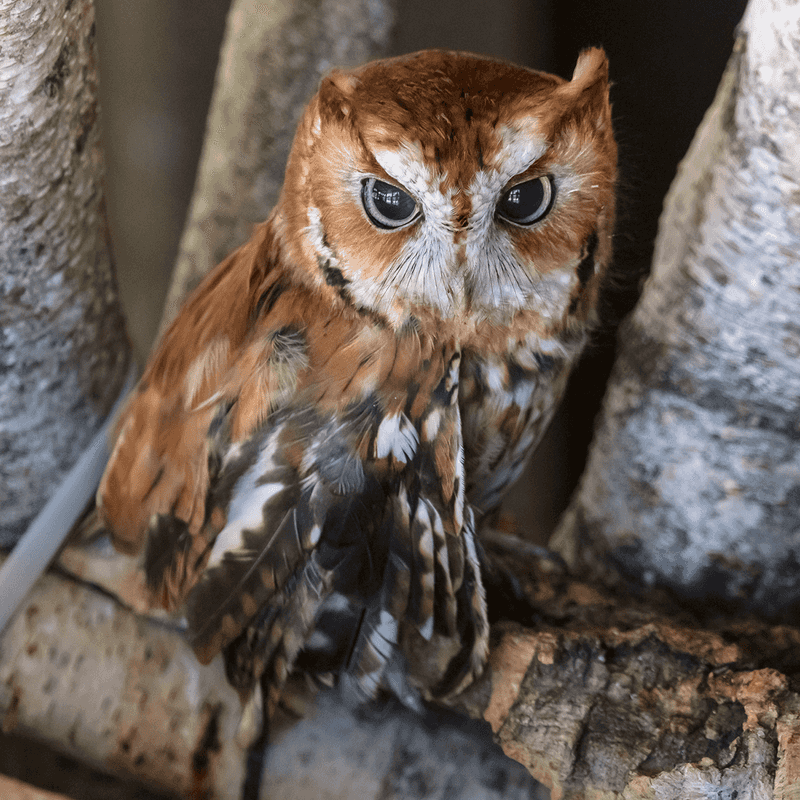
[287,49,616,332]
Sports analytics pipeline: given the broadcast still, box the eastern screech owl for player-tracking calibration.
[98,49,616,714]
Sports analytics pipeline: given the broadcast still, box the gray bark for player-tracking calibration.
[9,541,800,799]
[158,0,396,334]
[551,0,800,617]
[0,0,131,546]
[0,557,545,800]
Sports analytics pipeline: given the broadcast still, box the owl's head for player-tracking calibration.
[277,49,616,335]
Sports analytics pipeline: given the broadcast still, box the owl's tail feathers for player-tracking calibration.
[228,554,336,716]
[340,548,414,708]
[337,493,489,709]
[232,555,337,800]
[431,508,489,700]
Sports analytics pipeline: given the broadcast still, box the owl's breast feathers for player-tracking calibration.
[98,222,496,704]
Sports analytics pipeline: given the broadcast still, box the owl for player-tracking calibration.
[98,48,616,718]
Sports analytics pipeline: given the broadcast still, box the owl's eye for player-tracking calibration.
[361,178,419,229]
[496,176,555,226]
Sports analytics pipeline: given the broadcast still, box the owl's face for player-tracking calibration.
[276,48,616,335]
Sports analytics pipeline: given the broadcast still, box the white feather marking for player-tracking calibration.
[418,616,434,642]
[220,441,244,469]
[493,121,548,178]
[454,428,466,532]
[206,435,284,569]
[375,412,419,463]
[184,337,230,409]
[413,500,436,641]
[373,610,399,654]
[445,354,460,393]
[484,362,506,393]
[513,379,536,409]
[305,205,338,265]
[396,484,412,530]
[308,524,322,546]
[372,145,442,210]
[422,407,442,442]
[531,266,580,321]
[530,333,572,356]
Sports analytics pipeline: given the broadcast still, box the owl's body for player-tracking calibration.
[98,49,616,712]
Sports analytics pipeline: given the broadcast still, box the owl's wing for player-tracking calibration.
[98,222,295,606]
[167,329,488,710]
[101,219,488,706]
[460,344,577,523]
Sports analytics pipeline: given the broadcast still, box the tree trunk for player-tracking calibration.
[0,0,131,546]
[551,0,800,617]
[158,0,396,334]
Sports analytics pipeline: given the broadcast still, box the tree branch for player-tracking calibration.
[7,542,800,798]
[551,0,800,617]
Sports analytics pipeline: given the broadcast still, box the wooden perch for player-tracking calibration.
[6,539,800,798]
[0,554,545,800]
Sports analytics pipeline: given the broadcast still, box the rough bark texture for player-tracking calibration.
[0,560,246,799]
[551,0,800,617]
[0,556,545,800]
[454,537,800,799]
[9,542,800,798]
[0,0,131,547]
[158,0,396,334]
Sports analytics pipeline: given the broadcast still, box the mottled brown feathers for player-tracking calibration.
[97,48,616,713]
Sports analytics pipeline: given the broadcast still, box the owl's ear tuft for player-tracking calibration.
[570,47,609,89]
[559,47,611,125]
[318,70,360,124]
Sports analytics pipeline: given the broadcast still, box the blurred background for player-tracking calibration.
[94,0,747,544]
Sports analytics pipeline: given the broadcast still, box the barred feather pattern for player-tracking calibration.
[97,46,616,715]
